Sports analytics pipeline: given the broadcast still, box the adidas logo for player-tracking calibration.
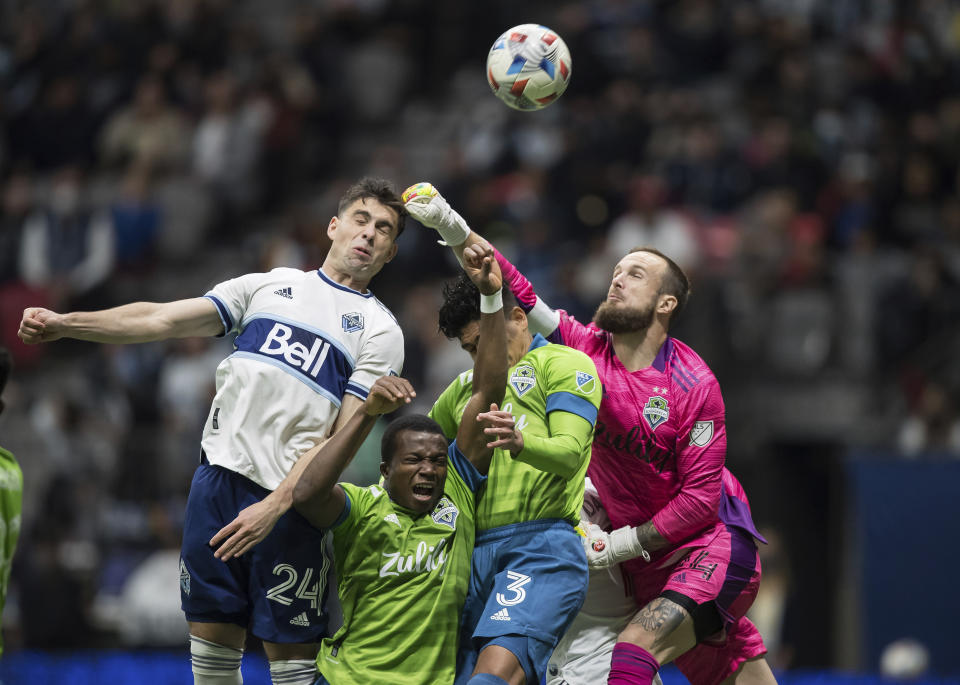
[384,513,401,527]
[274,286,293,299]
[289,612,310,627]
[489,608,510,621]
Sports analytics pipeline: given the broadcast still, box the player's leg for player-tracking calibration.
[182,465,258,685]
[721,655,777,685]
[262,641,321,685]
[189,622,246,685]
[664,528,769,685]
[546,565,639,685]
[471,643,527,684]
[467,520,588,685]
[608,593,699,684]
[248,507,330,685]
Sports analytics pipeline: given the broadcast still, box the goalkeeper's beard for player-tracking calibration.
[592,300,655,334]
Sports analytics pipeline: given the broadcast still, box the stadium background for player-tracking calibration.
[0,0,958,682]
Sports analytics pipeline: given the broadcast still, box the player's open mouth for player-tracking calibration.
[412,483,434,498]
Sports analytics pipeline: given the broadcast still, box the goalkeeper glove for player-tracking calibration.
[402,182,472,247]
[579,521,651,570]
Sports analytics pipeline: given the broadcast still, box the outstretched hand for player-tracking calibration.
[18,307,65,344]
[477,403,523,456]
[364,375,416,416]
[463,242,502,296]
[210,498,282,561]
[401,182,471,247]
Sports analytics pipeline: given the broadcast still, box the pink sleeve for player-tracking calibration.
[493,245,537,312]
[493,246,593,346]
[651,380,725,543]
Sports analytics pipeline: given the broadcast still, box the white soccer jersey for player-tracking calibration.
[201,267,404,490]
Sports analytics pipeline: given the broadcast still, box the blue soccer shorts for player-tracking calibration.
[456,519,588,684]
[180,463,330,643]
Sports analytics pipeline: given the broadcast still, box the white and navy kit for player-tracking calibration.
[201,267,404,489]
[180,267,404,643]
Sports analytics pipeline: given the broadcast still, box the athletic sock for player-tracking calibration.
[608,642,660,685]
[467,675,510,685]
[269,658,318,685]
[190,635,243,685]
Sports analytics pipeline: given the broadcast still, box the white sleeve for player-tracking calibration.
[344,321,404,400]
[204,271,267,335]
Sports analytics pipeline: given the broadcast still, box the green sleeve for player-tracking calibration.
[515,410,593,479]
[429,370,472,441]
[514,348,601,479]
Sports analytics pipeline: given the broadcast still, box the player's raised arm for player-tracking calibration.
[479,348,601,480]
[291,376,416,530]
[18,298,225,345]
[403,182,564,339]
[453,242,508,475]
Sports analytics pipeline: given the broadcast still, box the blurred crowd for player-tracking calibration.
[0,0,958,667]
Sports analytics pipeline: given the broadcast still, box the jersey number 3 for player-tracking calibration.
[496,570,531,607]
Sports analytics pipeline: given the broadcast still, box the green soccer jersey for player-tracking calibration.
[430,334,601,531]
[0,447,22,658]
[319,444,483,685]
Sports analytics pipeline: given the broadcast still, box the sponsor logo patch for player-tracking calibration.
[383,513,401,528]
[689,420,714,447]
[510,364,537,397]
[274,286,293,299]
[642,395,669,430]
[575,370,596,394]
[490,608,511,621]
[342,312,364,333]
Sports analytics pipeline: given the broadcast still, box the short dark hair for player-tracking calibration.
[337,177,407,237]
[381,414,446,464]
[438,272,518,340]
[628,246,691,322]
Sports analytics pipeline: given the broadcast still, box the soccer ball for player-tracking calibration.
[486,24,572,111]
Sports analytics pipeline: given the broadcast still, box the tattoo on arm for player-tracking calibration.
[635,521,669,552]
[630,596,687,635]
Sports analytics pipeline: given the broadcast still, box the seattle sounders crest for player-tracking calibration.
[642,395,669,430]
[510,364,537,397]
[431,496,459,529]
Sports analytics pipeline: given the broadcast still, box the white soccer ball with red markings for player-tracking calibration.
[486,24,572,111]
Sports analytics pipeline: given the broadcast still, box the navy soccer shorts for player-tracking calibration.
[180,463,330,643]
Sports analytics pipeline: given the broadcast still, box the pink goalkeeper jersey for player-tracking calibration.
[495,248,763,557]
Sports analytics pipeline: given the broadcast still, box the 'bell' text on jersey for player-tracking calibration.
[319,443,483,685]
[202,268,403,490]
[429,336,601,529]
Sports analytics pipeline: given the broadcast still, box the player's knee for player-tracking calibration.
[477,635,551,684]
[190,635,243,685]
[269,658,318,685]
